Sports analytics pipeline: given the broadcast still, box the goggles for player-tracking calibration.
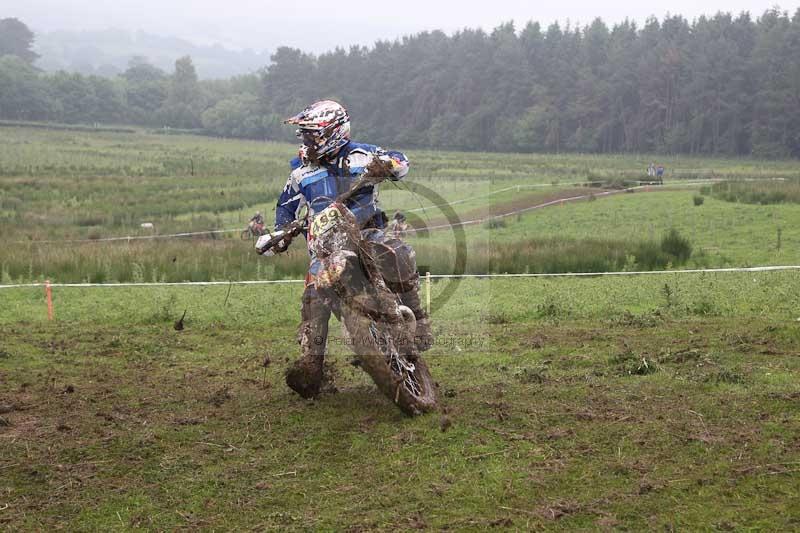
[298,129,324,149]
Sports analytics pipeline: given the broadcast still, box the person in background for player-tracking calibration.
[250,211,264,226]
[390,211,409,238]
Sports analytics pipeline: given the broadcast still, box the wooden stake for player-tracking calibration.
[426,271,431,316]
[45,280,54,321]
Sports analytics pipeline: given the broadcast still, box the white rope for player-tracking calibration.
[0,279,306,289]
[428,265,800,278]
[14,228,241,245]
[1,265,796,289]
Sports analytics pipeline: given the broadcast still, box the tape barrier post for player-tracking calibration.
[426,271,431,316]
[45,279,54,321]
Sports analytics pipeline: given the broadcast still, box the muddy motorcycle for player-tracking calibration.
[256,176,437,416]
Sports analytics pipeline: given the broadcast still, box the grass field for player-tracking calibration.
[2,126,800,529]
[2,126,800,283]
[1,273,800,529]
[431,190,797,267]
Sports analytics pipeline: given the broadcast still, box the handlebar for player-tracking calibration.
[255,219,306,255]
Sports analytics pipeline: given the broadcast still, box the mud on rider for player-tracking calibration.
[263,100,433,399]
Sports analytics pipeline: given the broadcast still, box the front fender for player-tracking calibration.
[316,250,358,290]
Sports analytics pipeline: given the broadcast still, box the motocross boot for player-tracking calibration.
[286,286,331,399]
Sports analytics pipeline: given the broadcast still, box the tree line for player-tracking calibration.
[1,9,799,157]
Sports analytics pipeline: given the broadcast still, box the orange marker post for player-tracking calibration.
[45,280,54,321]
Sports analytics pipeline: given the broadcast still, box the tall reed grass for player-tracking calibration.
[711,179,800,204]
[2,230,693,283]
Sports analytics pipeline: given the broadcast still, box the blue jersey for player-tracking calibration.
[275,141,409,230]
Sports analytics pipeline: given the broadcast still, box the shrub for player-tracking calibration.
[613,310,661,328]
[691,299,717,316]
[631,241,671,270]
[536,297,571,319]
[693,195,704,206]
[661,229,692,263]
[661,282,678,308]
[611,346,659,376]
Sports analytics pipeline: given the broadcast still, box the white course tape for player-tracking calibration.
[0,279,305,289]
[428,265,800,278]
[1,265,797,289]
[15,228,241,245]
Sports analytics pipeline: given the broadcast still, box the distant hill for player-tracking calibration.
[34,29,270,79]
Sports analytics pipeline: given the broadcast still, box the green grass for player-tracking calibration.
[6,187,798,281]
[711,179,800,205]
[3,126,800,282]
[427,190,800,269]
[1,274,799,529]
[2,126,800,529]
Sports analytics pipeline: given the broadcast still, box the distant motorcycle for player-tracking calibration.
[256,174,437,416]
[241,220,266,240]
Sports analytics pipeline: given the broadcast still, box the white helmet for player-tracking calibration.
[284,100,351,160]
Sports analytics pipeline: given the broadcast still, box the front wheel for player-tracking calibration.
[241,229,252,241]
[342,309,437,416]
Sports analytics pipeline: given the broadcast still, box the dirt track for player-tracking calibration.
[407,185,643,233]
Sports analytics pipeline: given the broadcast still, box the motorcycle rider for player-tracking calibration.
[262,100,432,399]
[390,211,409,238]
[250,211,264,226]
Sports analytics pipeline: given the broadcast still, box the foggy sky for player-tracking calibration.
[6,0,797,53]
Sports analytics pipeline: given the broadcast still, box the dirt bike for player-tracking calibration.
[256,174,437,416]
[241,220,266,240]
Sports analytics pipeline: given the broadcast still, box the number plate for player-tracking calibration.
[310,205,344,237]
